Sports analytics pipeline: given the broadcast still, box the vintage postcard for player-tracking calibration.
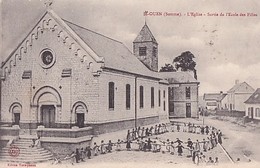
[0,0,259,168]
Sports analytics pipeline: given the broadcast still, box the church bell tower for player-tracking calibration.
[133,22,158,72]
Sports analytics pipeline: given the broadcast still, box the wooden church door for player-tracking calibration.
[41,105,55,128]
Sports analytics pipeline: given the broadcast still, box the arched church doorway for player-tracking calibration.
[41,105,55,128]
[33,86,62,128]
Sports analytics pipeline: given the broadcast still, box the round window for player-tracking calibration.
[40,49,55,68]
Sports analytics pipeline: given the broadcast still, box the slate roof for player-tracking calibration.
[159,71,199,84]
[203,93,227,101]
[64,20,158,78]
[204,93,221,101]
[244,88,260,104]
[133,23,157,44]
[206,102,217,106]
[217,94,227,101]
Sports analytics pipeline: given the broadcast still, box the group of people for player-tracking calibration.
[126,123,169,141]
[171,122,223,146]
[53,146,92,164]
[54,122,223,165]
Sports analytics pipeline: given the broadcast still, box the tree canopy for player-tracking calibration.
[159,63,176,72]
[173,51,197,79]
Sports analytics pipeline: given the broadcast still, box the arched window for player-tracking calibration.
[126,84,131,109]
[151,87,154,108]
[109,82,115,110]
[72,102,88,128]
[140,86,144,108]
[9,103,22,125]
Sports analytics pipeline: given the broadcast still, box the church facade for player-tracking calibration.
[0,9,199,138]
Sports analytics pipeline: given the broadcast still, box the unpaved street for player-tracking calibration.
[204,117,260,163]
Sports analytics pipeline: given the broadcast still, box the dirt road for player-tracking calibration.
[204,117,260,163]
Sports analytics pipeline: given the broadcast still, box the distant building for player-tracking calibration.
[203,92,227,110]
[160,72,199,118]
[244,88,260,120]
[227,80,255,111]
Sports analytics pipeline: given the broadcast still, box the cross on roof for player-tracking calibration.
[44,0,53,8]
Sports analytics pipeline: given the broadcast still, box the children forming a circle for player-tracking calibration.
[55,122,222,165]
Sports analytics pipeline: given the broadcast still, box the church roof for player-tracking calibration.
[64,20,158,78]
[133,23,157,44]
[159,71,199,84]
[244,88,260,104]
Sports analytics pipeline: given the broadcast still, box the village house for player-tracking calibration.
[203,92,227,110]
[244,88,260,121]
[226,80,254,112]
[0,8,199,155]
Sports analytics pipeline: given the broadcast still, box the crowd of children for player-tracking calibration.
[53,122,223,166]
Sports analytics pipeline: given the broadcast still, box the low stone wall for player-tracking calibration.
[37,126,93,138]
[41,140,92,157]
[91,116,159,135]
[0,140,8,149]
[37,127,93,156]
[0,126,19,149]
[0,126,20,137]
[216,110,245,118]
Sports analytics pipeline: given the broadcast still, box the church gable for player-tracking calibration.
[1,9,104,81]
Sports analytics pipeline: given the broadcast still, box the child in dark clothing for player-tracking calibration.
[176,143,184,156]
[205,126,209,135]
[75,148,80,163]
[86,146,92,159]
[176,124,180,132]
[126,130,131,141]
[107,140,113,153]
[126,140,131,151]
[145,128,149,137]
[147,138,152,151]
[201,126,205,134]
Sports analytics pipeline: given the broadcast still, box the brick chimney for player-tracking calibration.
[235,79,239,85]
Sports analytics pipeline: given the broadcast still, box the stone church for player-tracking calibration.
[0,8,199,149]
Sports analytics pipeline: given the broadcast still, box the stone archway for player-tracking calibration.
[9,102,22,125]
[32,86,62,128]
[72,102,88,128]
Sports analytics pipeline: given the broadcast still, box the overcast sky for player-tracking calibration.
[1,0,260,95]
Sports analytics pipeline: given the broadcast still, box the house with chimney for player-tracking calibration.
[227,80,255,112]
